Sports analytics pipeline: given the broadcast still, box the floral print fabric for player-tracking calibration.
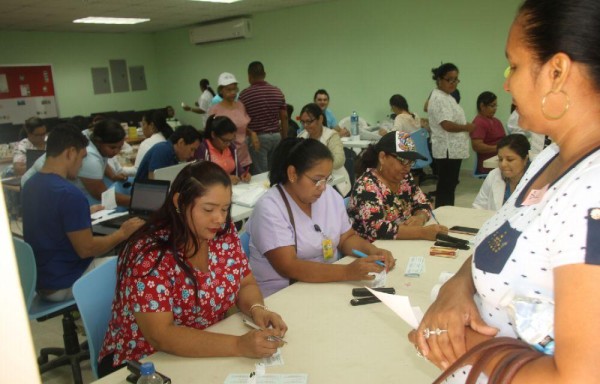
[99,223,250,366]
[348,169,432,242]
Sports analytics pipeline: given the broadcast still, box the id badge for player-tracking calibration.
[322,237,334,260]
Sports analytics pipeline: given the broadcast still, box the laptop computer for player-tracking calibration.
[1,149,46,187]
[26,149,45,170]
[101,179,170,229]
[153,161,194,185]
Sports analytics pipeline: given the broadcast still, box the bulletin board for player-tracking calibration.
[0,64,59,125]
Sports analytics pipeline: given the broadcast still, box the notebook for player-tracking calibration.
[101,179,170,228]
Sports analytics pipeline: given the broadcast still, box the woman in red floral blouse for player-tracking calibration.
[98,161,287,377]
[348,132,448,242]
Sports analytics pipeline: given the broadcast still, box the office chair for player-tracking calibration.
[473,156,488,180]
[409,128,437,186]
[13,237,89,384]
[72,257,117,379]
[239,231,250,257]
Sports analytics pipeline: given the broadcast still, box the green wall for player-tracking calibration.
[0,30,162,117]
[1,0,523,167]
[157,0,521,125]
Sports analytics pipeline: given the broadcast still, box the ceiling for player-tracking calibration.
[0,0,333,33]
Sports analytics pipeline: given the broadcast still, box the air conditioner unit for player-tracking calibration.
[189,18,252,45]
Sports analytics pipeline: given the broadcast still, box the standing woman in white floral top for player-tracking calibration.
[427,63,476,207]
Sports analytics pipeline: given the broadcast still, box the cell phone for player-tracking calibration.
[350,296,381,306]
[126,360,172,384]
[436,233,470,245]
[352,287,396,297]
[434,239,470,250]
[449,225,479,235]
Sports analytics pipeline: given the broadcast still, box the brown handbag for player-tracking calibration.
[432,337,544,384]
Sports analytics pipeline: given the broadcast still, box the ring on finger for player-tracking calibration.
[423,327,448,339]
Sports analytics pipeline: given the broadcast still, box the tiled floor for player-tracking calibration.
[25,169,484,384]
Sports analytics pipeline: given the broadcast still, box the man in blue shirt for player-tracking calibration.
[22,124,143,301]
[135,125,201,181]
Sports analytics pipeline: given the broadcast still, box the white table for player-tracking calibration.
[340,137,373,149]
[94,206,494,384]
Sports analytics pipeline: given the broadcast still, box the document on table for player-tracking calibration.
[101,187,117,210]
[224,373,308,384]
[366,287,423,329]
[232,183,267,207]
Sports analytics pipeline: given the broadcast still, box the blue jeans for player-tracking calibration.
[249,132,281,174]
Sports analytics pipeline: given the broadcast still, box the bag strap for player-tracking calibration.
[276,184,298,285]
[432,337,543,384]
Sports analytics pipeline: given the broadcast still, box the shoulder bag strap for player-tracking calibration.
[276,184,298,285]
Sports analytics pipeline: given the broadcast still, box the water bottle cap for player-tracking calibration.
[140,362,155,376]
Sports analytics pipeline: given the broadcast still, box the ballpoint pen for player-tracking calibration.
[352,249,386,267]
[428,208,440,225]
[242,318,287,344]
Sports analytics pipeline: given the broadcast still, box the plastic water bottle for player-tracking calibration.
[137,362,164,384]
[350,111,359,140]
[501,291,555,355]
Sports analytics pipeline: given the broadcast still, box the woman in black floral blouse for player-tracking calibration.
[348,131,448,242]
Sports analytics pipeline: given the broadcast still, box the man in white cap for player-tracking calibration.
[238,61,288,175]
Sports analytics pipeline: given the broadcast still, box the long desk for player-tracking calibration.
[93,206,494,384]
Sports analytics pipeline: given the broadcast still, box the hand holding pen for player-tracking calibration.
[243,318,287,344]
[352,249,396,271]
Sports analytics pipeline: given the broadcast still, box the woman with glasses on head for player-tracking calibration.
[297,103,351,196]
[246,138,396,297]
[427,63,476,207]
[195,115,250,184]
[348,132,448,242]
[470,91,506,175]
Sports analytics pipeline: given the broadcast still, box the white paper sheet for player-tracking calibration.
[101,187,117,210]
[366,287,423,329]
[91,209,116,220]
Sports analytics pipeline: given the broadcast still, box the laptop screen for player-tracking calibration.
[130,179,170,214]
[26,149,45,170]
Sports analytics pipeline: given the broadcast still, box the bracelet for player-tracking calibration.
[249,303,269,313]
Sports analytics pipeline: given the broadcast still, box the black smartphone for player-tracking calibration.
[350,296,381,306]
[352,287,395,297]
[126,360,172,384]
[449,225,479,235]
[436,233,470,245]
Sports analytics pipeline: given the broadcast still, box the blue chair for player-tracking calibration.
[239,231,250,256]
[13,237,89,384]
[410,128,433,170]
[473,156,488,180]
[343,196,350,208]
[72,257,118,379]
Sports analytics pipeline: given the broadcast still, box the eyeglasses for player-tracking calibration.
[303,174,333,188]
[300,118,316,126]
[443,77,460,85]
[387,154,414,167]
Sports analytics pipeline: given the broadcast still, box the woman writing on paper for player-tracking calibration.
[195,115,250,184]
[409,0,600,382]
[348,131,447,242]
[246,138,395,297]
[98,161,287,377]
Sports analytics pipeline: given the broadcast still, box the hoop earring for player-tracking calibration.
[541,90,570,120]
[175,207,180,214]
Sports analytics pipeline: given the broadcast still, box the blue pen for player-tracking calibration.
[352,249,385,267]
[428,208,440,225]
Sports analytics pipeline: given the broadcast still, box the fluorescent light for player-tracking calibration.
[189,0,242,3]
[73,17,150,25]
